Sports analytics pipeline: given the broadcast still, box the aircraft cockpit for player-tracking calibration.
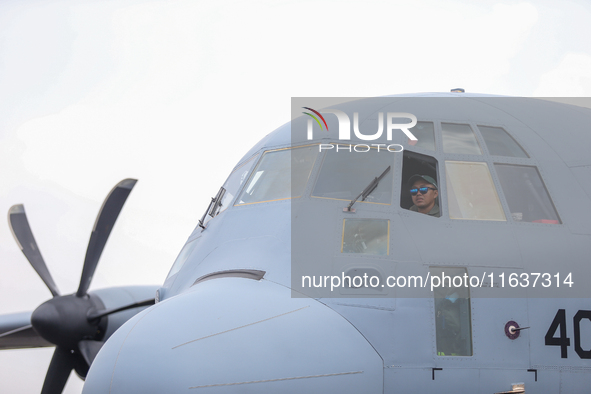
[163,111,568,299]
[197,120,561,227]
[163,115,565,305]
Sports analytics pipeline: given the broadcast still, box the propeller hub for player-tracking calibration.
[31,294,106,350]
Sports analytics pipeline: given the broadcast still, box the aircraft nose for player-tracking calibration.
[83,277,383,393]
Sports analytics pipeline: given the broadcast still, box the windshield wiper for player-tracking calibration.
[345,166,391,212]
[198,186,226,229]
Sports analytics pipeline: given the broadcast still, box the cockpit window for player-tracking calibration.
[442,123,482,155]
[342,219,389,255]
[167,238,199,279]
[494,164,561,224]
[446,161,506,221]
[199,155,259,228]
[478,126,529,158]
[410,121,436,151]
[218,155,258,213]
[401,151,440,217]
[236,145,318,205]
[312,145,394,205]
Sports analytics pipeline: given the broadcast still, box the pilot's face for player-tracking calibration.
[411,180,438,211]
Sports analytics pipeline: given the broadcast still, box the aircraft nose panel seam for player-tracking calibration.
[171,305,310,350]
[188,370,365,389]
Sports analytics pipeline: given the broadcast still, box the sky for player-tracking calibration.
[1,0,591,392]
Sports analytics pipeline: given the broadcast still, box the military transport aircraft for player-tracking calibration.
[4,93,591,393]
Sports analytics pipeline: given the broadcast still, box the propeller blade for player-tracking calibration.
[8,205,60,297]
[0,312,53,349]
[0,325,52,350]
[76,179,137,297]
[87,298,155,321]
[41,347,74,394]
[78,340,104,367]
[0,324,32,338]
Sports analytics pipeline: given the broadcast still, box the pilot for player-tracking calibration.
[408,174,440,217]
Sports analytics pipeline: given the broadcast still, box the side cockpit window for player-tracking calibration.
[494,164,561,224]
[236,145,318,205]
[446,161,506,221]
[198,155,259,228]
[219,155,258,213]
[410,121,436,151]
[401,151,440,217]
[167,238,199,279]
[479,126,529,158]
[478,125,560,224]
[442,123,482,155]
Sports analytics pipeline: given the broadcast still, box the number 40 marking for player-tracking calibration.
[545,309,591,359]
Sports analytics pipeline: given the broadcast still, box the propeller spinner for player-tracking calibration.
[4,179,148,394]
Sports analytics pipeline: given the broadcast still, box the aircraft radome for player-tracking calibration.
[4,92,591,393]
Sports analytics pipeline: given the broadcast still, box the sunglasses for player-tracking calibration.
[410,187,437,196]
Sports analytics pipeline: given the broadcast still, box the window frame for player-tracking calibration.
[217,153,260,213]
[445,160,507,221]
[477,124,530,159]
[309,142,397,206]
[341,218,390,255]
[400,149,441,216]
[493,163,562,224]
[234,144,320,206]
[441,122,483,156]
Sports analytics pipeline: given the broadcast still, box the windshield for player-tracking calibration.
[312,145,394,205]
[236,145,318,205]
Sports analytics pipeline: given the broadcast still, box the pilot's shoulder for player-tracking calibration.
[429,204,440,217]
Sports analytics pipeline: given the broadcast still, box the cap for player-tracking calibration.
[408,174,438,189]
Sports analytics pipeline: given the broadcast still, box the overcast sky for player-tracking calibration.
[1,0,591,392]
